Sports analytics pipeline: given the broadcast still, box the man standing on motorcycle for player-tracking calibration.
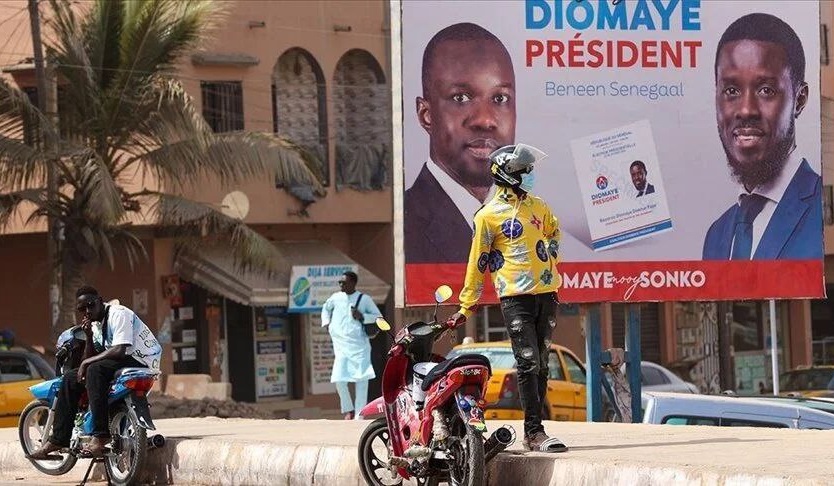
[447,144,568,453]
[28,285,162,459]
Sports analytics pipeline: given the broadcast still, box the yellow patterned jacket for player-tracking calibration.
[458,187,562,319]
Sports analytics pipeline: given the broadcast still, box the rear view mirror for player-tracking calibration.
[376,317,391,331]
[434,285,453,303]
[72,327,88,341]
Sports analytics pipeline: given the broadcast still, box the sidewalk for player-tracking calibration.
[1,417,831,485]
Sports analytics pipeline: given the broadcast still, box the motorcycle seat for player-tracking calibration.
[113,367,155,379]
[421,354,491,391]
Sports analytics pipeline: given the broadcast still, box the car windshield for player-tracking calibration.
[780,369,834,392]
[447,347,517,370]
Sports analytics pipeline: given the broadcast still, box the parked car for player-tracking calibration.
[752,395,834,415]
[633,361,699,394]
[642,391,834,429]
[779,366,834,397]
[0,349,56,428]
[446,341,587,421]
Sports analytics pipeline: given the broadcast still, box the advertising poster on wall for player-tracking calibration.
[398,0,823,304]
[288,264,359,312]
[256,340,288,398]
[307,314,336,395]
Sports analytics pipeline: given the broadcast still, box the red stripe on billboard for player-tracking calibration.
[405,260,824,306]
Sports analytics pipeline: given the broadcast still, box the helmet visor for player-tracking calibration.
[490,144,548,174]
[505,144,548,173]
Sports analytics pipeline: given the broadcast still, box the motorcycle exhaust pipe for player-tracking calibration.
[147,434,165,449]
[484,425,516,463]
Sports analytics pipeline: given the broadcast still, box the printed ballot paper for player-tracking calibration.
[570,120,672,251]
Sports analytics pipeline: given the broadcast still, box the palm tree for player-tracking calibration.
[0,0,324,339]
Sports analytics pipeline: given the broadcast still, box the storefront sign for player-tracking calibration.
[307,314,336,395]
[288,264,358,312]
[398,0,823,303]
[256,340,288,398]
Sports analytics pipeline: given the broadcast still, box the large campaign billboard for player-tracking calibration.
[398,0,824,305]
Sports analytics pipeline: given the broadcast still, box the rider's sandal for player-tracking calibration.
[26,443,64,461]
[538,437,569,453]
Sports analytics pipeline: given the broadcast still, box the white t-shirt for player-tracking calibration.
[98,304,162,369]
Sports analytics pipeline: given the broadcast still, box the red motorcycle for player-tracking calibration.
[357,285,515,486]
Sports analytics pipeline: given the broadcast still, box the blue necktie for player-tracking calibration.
[731,194,768,260]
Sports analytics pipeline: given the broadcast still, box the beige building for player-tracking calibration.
[0,0,395,413]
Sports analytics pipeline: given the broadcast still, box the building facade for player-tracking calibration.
[0,0,395,414]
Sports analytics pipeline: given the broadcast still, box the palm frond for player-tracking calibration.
[102,0,220,137]
[46,0,102,137]
[144,131,325,193]
[0,78,58,189]
[73,149,126,224]
[0,188,46,228]
[150,192,285,276]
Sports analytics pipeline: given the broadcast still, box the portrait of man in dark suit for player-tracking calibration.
[702,13,822,260]
[404,23,516,263]
[630,160,655,198]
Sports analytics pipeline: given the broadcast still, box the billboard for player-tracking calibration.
[398,0,824,304]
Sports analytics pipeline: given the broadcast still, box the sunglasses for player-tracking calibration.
[76,301,98,313]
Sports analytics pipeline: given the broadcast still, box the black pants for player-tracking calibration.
[500,292,557,437]
[50,356,144,446]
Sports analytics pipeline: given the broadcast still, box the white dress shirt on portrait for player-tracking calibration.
[426,158,485,231]
[733,149,805,258]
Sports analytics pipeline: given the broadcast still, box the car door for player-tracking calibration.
[561,350,587,421]
[544,350,574,421]
[0,354,41,427]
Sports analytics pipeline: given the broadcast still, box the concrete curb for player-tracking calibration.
[0,438,825,485]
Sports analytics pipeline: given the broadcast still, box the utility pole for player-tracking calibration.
[28,0,61,340]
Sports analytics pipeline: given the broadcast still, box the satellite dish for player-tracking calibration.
[221,191,250,220]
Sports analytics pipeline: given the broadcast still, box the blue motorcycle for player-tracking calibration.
[17,325,163,486]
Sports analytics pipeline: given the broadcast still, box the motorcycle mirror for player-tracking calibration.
[375,317,391,331]
[434,285,453,303]
[72,327,88,341]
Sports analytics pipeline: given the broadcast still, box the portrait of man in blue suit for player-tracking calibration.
[702,13,822,261]
[404,23,516,263]
[630,160,655,198]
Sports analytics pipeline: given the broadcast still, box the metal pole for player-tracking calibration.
[769,299,780,395]
[625,304,642,422]
[585,305,602,422]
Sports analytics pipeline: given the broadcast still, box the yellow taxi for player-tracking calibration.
[779,366,834,398]
[0,350,55,427]
[447,341,586,421]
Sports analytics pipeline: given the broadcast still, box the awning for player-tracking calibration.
[174,240,390,307]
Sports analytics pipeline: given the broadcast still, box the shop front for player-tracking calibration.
[172,240,390,406]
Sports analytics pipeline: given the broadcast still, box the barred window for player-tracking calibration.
[201,81,244,133]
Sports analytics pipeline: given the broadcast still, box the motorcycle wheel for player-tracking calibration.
[358,417,404,485]
[18,400,77,475]
[447,418,484,486]
[105,403,147,486]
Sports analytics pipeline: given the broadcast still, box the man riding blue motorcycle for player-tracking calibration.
[27,285,162,460]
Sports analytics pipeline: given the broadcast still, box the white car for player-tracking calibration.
[632,361,699,394]
[604,361,699,421]
[642,392,834,429]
